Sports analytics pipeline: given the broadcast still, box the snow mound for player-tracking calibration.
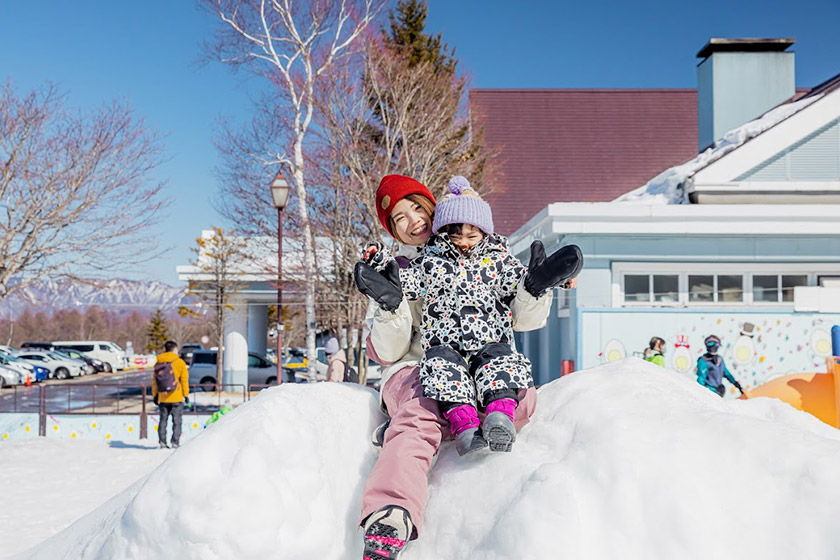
[613,95,822,204]
[17,359,840,560]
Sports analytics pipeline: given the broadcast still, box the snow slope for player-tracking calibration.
[0,439,168,557]
[14,359,840,560]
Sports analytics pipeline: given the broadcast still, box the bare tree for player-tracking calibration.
[0,82,166,301]
[183,227,245,391]
[205,0,382,378]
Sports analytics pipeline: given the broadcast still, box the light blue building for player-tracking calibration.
[509,40,840,393]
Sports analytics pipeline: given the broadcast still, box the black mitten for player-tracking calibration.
[354,260,403,312]
[524,241,583,298]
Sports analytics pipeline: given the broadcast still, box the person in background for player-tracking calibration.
[696,335,746,397]
[152,340,189,449]
[325,337,346,383]
[644,337,666,367]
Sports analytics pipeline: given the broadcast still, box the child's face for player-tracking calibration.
[449,223,485,254]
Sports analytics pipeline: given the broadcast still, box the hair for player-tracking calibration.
[649,337,665,351]
[388,194,435,244]
[164,340,178,353]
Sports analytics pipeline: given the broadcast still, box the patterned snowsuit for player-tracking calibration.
[397,232,534,407]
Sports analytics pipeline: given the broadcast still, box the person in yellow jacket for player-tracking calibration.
[152,341,190,449]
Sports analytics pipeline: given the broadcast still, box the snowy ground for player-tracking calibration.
[0,439,169,557]
[5,358,840,559]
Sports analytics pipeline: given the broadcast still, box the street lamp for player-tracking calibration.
[270,173,291,384]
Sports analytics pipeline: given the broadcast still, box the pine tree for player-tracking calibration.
[145,308,171,354]
[384,0,456,73]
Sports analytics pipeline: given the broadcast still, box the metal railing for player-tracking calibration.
[0,381,280,438]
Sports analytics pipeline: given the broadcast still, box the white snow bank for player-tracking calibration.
[0,439,167,557]
[16,359,840,560]
[614,95,822,204]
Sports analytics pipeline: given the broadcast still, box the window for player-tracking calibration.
[192,352,217,365]
[68,345,95,352]
[653,275,679,303]
[616,264,836,307]
[623,274,677,304]
[717,275,743,302]
[688,275,713,302]
[624,275,649,302]
[752,275,807,303]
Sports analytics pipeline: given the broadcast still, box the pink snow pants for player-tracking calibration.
[359,364,537,537]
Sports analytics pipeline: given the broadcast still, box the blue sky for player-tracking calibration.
[1,0,838,285]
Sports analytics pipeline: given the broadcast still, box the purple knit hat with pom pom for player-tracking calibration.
[432,176,494,234]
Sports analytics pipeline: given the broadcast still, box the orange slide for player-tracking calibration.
[745,357,840,428]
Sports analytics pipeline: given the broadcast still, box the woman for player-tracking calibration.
[357,174,555,560]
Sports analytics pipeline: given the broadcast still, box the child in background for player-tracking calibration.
[697,335,746,397]
[644,337,666,367]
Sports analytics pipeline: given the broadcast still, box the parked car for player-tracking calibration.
[14,351,86,379]
[188,350,285,389]
[53,348,105,373]
[51,340,126,372]
[285,347,328,380]
[0,364,24,387]
[179,343,204,363]
[0,351,48,382]
[21,342,54,351]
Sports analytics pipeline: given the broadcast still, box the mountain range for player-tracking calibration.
[0,278,188,318]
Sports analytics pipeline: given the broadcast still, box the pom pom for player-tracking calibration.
[448,175,471,196]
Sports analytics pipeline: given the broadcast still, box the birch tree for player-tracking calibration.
[206,0,382,378]
[0,82,165,302]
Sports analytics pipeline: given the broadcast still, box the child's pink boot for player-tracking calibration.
[484,398,517,452]
[443,404,487,456]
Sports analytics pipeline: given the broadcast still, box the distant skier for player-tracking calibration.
[696,335,746,397]
[643,336,666,367]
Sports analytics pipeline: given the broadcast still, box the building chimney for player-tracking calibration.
[697,38,795,150]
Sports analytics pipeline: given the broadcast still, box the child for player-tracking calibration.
[644,337,666,367]
[696,335,746,397]
[360,176,582,455]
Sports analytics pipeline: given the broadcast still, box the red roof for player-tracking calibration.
[470,89,699,234]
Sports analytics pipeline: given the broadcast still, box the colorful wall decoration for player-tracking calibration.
[581,310,840,396]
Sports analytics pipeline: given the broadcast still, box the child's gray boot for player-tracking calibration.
[484,411,516,452]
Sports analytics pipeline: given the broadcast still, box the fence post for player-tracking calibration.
[140,384,147,439]
[39,385,46,437]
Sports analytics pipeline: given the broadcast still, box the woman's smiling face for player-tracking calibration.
[391,197,432,246]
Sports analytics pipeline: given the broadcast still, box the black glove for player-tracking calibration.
[184,396,190,407]
[524,241,583,298]
[354,260,402,312]
[153,395,159,405]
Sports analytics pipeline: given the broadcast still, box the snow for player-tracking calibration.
[0,439,168,557]
[8,358,840,560]
[613,95,823,204]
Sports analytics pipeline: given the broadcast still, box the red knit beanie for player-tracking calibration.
[375,175,436,237]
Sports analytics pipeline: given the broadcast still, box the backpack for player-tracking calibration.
[343,361,359,383]
[154,361,178,393]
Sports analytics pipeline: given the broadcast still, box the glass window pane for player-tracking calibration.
[688,275,714,302]
[717,275,743,302]
[624,275,650,302]
[753,275,779,302]
[247,355,260,367]
[653,275,679,302]
[781,275,807,302]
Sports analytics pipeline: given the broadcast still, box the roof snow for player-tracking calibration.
[614,94,823,204]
